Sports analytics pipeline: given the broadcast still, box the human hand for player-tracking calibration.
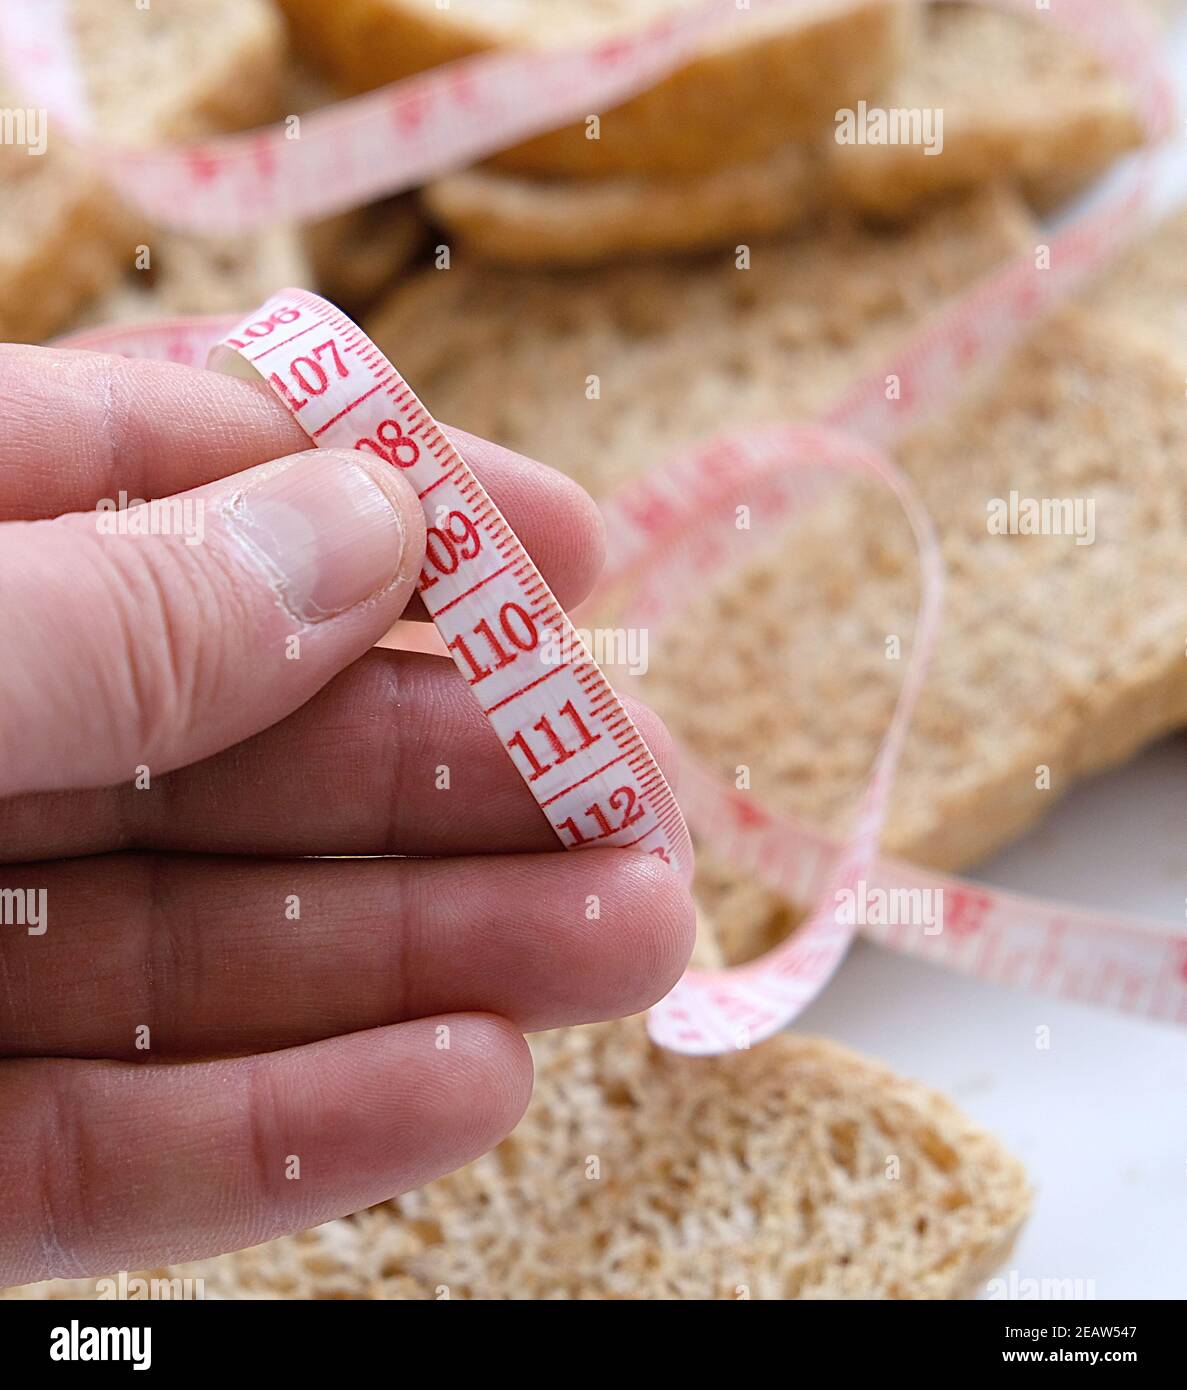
[0,345,694,1286]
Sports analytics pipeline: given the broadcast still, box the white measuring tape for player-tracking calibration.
[210,290,694,880]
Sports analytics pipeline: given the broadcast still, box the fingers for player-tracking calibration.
[0,652,678,860]
[0,345,308,517]
[0,849,694,1056]
[0,347,604,614]
[0,450,426,799]
[0,1016,532,1285]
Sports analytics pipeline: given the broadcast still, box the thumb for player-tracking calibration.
[0,449,425,797]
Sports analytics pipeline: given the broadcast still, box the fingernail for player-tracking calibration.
[227,450,408,622]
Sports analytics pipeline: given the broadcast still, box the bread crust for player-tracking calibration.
[419,3,1148,266]
[422,145,821,264]
[278,0,914,177]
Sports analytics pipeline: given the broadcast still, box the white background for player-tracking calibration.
[796,14,1187,1300]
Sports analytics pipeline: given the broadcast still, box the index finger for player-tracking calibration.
[0,345,605,615]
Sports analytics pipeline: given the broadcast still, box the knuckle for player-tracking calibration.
[33,1070,97,1279]
[240,1058,305,1232]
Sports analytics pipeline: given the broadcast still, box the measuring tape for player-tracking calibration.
[30,0,1187,1052]
[209,290,694,880]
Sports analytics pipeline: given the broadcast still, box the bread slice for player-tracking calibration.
[369,186,1036,500]
[278,0,914,178]
[826,3,1146,219]
[0,0,287,343]
[422,143,821,265]
[657,305,1187,862]
[4,1018,1030,1299]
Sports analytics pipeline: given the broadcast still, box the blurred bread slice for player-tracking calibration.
[69,0,285,143]
[423,144,821,265]
[6,1018,1030,1299]
[369,187,1035,499]
[278,0,915,178]
[0,0,287,342]
[419,0,1158,264]
[827,3,1147,219]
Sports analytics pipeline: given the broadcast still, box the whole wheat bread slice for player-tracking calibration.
[417,0,1155,264]
[4,1018,1030,1299]
[278,0,913,178]
[648,307,1187,873]
[0,140,129,343]
[1079,207,1187,372]
[69,0,285,144]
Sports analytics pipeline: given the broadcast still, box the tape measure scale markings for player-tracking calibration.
[209,290,695,883]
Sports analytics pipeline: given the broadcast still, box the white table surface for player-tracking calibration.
[793,13,1187,1300]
